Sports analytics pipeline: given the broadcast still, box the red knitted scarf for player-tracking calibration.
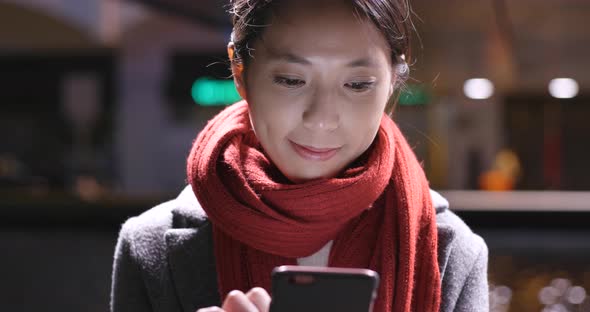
[187,100,440,311]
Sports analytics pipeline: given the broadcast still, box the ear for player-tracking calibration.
[228,42,247,100]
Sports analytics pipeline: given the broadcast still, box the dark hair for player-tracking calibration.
[228,0,415,114]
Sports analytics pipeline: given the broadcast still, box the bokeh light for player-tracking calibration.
[463,78,495,99]
[548,78,579,99]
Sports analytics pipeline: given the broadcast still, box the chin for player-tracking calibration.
[282,164,342,184]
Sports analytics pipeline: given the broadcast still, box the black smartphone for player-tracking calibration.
[270,265,380,312]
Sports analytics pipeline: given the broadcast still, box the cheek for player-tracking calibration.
[341,91,388,145]
[251,105,297,138]
[247,95,302,145]
[247,80,305,138]
[347,89,388,121]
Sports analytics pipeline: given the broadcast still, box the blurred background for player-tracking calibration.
[0,0,589,311]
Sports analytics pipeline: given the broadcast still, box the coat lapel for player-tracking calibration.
[165,218,221,312]
[436,223,456,280]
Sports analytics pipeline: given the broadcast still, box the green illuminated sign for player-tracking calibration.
[191,77,242,106]
[398,85,430,106]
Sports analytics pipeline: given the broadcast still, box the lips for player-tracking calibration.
[289,141,341,161]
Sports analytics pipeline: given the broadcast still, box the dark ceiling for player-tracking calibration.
[128,0,231,27]
[126,0,590,90]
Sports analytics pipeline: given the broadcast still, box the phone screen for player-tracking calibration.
[270,266,379,312]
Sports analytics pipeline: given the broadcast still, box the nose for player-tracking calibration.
[302,89,340,132]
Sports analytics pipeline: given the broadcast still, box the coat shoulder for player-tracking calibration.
[119,186,207,260]
[117,198,177,282]
[432,189,487,273]
[112,186,213,312]
[434,192,489,312]
[436,208,487,266]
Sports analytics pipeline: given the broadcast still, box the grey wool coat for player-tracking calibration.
[110,186,489,312]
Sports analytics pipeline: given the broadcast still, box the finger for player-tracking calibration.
[196,307,224,312]
[223,290,259,312]
[245,287,271,312]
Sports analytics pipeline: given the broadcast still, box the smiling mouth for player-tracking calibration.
[289,141,341,161]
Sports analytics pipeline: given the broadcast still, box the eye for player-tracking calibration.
[345,81,375,92]
[273,76,305,88]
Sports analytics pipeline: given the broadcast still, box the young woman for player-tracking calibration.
[110,0,489,311]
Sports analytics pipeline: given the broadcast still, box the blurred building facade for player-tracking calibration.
[0,0,228,196]
[1,0,589,197]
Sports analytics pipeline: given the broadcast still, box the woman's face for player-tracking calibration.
[237,1,396,182]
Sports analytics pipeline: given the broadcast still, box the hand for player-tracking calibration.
[197,287,271,312]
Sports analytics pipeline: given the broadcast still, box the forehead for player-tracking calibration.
[254,1,391,64]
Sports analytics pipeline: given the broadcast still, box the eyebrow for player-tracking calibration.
[267,50,378,68]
